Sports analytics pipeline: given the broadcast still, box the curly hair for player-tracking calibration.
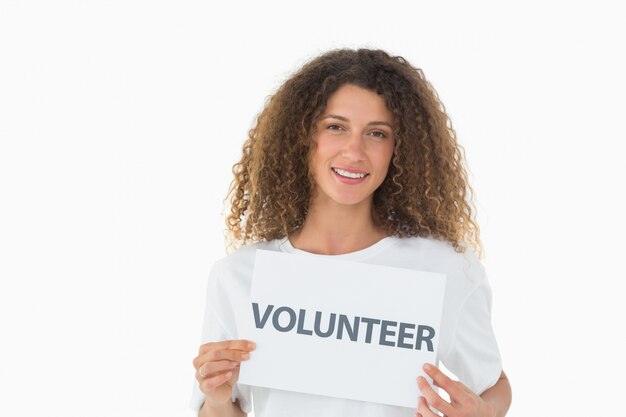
[225,48,483,259]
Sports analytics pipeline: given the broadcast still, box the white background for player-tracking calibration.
[1,1,624,416]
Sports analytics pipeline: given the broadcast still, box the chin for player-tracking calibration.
[329,194,372,207]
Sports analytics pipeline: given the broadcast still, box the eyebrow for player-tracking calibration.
[321,114,393,129]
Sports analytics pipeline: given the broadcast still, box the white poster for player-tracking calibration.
[238,250,447,409]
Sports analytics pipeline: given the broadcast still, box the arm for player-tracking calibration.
[199,398,246,417]
[417,364,512,417]
[480,371,512,417]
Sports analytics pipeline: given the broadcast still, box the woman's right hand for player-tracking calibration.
[192,339,256,407]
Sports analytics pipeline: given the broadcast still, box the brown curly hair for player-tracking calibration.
[225,48,483,259]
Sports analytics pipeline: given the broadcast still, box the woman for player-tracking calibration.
[191,48,512,417]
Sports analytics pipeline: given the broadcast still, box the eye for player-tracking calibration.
[327,124,343,131]
[369,130,387,139]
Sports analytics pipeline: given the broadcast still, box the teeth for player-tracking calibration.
[332,168,367,179]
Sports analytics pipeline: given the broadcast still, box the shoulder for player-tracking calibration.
[209,239,284,287]
[384,236,487,286]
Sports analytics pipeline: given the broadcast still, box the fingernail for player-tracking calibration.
[249,341,256,349]
[242,352,250,360]
[423,363,432,371]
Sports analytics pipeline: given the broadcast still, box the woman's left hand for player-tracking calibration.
[416,363,495,417]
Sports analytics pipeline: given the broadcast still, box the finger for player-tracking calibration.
[207,348,252,363]
[417,376,455,417]
[193,347,251,372]
[199,340,256,355]
[423,363,461,399]
[195,347,252,367]
[199,369,234,393]
[416,396,439,417]
[197,360,240,380]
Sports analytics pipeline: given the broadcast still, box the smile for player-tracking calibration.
[331,167,369,179]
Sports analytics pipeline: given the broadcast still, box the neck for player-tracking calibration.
[289,198,388,255]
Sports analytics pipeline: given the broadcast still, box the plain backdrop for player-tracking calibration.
[1,1,624,416]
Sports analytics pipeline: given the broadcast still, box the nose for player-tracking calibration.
[340,131,365,162]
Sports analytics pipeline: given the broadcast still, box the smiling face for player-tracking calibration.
[308,84,395,210]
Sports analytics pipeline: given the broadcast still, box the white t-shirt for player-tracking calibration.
[190,235,502,416]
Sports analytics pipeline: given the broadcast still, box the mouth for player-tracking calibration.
[331,167,370,179]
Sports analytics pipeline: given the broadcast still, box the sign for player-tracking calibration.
[238,250,447,409]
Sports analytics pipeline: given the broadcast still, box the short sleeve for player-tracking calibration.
[441,255,503,395]
[189,263,253,414]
